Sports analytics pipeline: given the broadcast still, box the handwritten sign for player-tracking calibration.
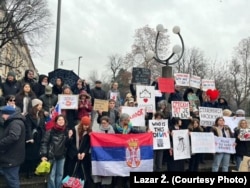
[93,99,109,112]
[171,101,190,119]
[132,67,151,85]
[58,94,78,109]
[136,85,155,113]
[201,79,215,91]
[199,107,223,127]
[121,106,146,126]
[189,75,201,89]
[149,120,170,150]
[190,132,215,153]
[214,136,236,154]
[174,73,190,86]
[223,116,245,133]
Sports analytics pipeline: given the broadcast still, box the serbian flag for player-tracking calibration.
[45,103,61,131]
[91,133,153,177]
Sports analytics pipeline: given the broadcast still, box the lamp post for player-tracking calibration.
[146,24,184,77]
[54,0,62,70]
[78,56,82,76]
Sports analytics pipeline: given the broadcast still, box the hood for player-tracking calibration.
[38,74,49,84]
[5,112,26,124]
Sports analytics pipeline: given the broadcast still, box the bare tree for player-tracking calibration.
[123,25,169,78]
[227,37,250,109]
[174,47,209,78]
[106,54,124,81]
[0,0,52,49]
[88,70,111,92]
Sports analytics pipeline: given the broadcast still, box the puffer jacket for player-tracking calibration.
[0,112,26,167]
[40,128,68,160]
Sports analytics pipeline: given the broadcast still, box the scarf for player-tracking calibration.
[53,123,66,132]
[115,122,132,134]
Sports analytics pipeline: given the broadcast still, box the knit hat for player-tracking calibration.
[45,85,52,95]
[236,109,245,116]
[7,71,16,78]
[95,80,102,84]
[1,106,15,115]
[32,99,43,107]
[81,116,91,126]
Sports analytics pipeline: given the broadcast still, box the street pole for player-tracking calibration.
[78,56,82,76]
[54,0,62,70]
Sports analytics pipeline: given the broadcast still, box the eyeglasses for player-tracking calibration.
[9,99,15,102]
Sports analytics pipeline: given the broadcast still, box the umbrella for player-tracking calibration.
[48,68,80,88]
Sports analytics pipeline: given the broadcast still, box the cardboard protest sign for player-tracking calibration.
[149,120,170,150]
[171,101,190,119]
[58,94,78,109]
[93,99,109,112]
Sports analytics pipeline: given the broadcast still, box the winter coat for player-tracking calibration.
[1,79,21,97]
[25,113,46,160]
[0,112,26,167]
[40,128,68,160]
[39,94,58,112]
[90,87,107,106]
[32,74,49,98]
[234,128,250,157]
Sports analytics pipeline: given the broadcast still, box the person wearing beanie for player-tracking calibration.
[64,116,93,188]
[2,70,21,97]
[31,98,43,107]
[0,105,26,187]
[235,109,245,117]
[24,98,45,178]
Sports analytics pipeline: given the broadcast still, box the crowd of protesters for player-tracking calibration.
[0,69,249,188]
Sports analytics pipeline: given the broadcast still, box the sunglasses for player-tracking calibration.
[9,99,15,102]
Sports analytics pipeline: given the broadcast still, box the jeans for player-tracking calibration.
[212,153,230,172]
[48,158,65,188]
[1,166,20,188]
[236,155,243,171]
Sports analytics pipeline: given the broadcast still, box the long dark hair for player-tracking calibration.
[29,104,44,119]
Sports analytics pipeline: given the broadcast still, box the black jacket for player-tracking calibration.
[40,128,68,160]
[90,87,106,105]
[0,112,26,167]
[234,128,250,157]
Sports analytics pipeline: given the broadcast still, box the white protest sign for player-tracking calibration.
[189,75,201,89]
[136,85,155,113]
[149,119,170,150]
[201,79,215,91]
[58,94,79,109]
[223,116,245,133]
[199,107,223,127]
[171,101,190,119]
[121,106,146,126]
[190,132,215,153]
[110,92,118,101]
[174,73,190,86]
[172,129,191,160]
[239,128,250,141]
[214,136,236,154]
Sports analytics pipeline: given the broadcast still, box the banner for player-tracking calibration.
[148,120,170,150]
[91,133,153,176]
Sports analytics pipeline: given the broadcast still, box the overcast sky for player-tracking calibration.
[32,0,250,80]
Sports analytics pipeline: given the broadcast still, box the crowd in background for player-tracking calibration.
[0,69,249,188]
